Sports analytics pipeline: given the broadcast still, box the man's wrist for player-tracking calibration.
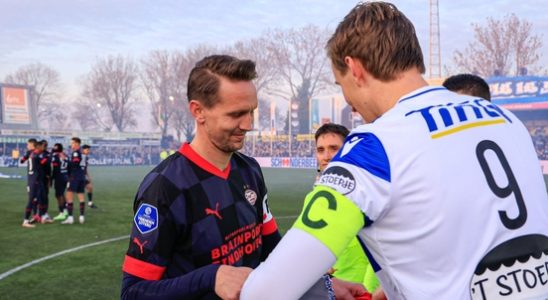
[322,274,336,300]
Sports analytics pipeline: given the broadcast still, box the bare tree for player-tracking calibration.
[453,14,543,77]
[72,100,113,131]
[263,25,334,134]
[172,45,219,142]
[228,38,280,95]
[81,55,139,132]
[42,102,70,130]
[4,62,63,127]
[227,37,281,133]
[141,50,184,140]
[508,14,543,75]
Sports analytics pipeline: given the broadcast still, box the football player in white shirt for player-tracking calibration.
[241,2,548,300]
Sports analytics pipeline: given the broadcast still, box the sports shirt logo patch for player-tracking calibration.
[245,189,257,205]
[134,203,158,234]
[340,136,363,157]
[318,166,356,195]
[205,202,223,220]
[470,234,548,299]
[132,237,148,254]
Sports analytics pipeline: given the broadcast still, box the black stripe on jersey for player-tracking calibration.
[132,172,184,261]
[185,184,210,223]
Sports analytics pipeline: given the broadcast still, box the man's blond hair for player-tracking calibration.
[327,1,425,81]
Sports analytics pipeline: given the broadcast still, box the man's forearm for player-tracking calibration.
[121,264,220,300]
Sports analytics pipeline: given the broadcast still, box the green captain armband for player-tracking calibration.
[292,185,365,257]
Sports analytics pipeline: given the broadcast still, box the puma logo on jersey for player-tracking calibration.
[205,202,223,220]
[340,136,363,157]
[133,237,148,254]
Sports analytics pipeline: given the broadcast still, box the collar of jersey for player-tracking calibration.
[398,86,446,103]
[179,143,231,180]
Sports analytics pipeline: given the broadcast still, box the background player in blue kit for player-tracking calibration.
[82,144,97,208]
[36,140,53,223]
[21,138,37,227]
[62,137,87,225]
[121,55,282,300]
[21,140,50,226]
[51,143,69,221]
[21,139,39,228]
[241,2,548,299]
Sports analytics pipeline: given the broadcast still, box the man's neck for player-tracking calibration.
[189,137,232,171]
[373,69,428,116]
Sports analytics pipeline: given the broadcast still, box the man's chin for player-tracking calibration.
[219,143,243,153]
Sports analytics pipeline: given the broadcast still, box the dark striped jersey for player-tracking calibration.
[51,152,68,179]
[40,150,51,183]
[20,149,32,164]
[121,143,281,300]
[27,150,48,183]
[68,148,85,179]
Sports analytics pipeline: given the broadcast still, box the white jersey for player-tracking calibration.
[241,86,548,300]
[320,86,548,299]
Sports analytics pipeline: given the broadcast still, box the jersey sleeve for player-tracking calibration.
[242,132,390,299]
[241,227,338,300]
[317,132,392,226]
[246,156,279,237]
[20,150,31,163]
[241,185,365,299]
[255,164,281,260]
[259,194,281,261]
[121,172,220,299]
[261,193,278,235]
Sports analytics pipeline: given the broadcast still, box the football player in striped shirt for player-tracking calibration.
[121,55,282,299]
[51,143,69,221]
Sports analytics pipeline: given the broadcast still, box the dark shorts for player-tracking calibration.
[54,177,68,196]
[28,181,46,204]
[68,178,86,193]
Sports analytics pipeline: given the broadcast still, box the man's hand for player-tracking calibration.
[214,265,253,300]
[371,287,387,300]
[332,277,368,300]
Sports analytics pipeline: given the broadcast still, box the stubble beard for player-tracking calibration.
[212,136,244,154]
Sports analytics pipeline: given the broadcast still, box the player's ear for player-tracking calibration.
[189,100,205,123]
[345,56,367,87]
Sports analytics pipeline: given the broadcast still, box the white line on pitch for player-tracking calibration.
[0,215,300,281]
[275,215,298,219]
[0,235,129,281]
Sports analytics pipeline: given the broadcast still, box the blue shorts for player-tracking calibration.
[54,177,68,196]
[68,178,86,193]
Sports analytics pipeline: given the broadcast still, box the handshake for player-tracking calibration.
[215,265,383,300]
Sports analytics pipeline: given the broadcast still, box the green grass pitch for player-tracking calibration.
[0,166,546,299]
[0,166,315,299]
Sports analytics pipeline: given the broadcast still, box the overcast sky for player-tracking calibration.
[1,0,547,99]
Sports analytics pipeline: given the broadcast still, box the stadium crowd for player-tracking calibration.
[89,146,161,165]
[0,143,162,167]
[240,138,315,157]
[0,128,546,167]
[529,125,548,160]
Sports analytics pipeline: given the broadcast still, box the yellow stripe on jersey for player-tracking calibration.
[293,186,364,257]
[431,118,506,139]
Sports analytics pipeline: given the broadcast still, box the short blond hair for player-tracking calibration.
[327,1,425,81]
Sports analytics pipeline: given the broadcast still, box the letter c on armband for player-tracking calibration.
[302,191,337,229]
